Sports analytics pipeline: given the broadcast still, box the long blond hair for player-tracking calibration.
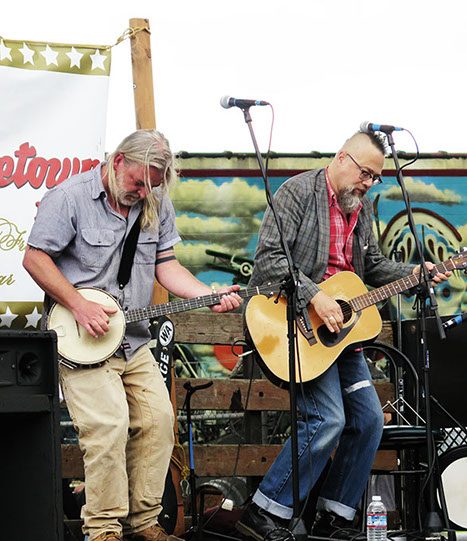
[106,130,177,230]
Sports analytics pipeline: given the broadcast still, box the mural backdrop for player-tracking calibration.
[173,157,467,315]
[167,154,467,375]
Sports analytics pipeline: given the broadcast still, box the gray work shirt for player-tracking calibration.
[28,163,181,359]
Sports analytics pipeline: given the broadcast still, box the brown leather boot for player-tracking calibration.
[124,523,182,541]
[93,532,123,541]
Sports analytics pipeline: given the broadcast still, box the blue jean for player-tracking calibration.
[253,348,384,521]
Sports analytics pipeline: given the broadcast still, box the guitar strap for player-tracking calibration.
[117,210,143,290]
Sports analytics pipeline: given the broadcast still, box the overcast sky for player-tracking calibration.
[3,0,467,155]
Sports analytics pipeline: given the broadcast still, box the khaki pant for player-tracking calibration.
[60,345,175,541]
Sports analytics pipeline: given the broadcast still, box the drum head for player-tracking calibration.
[439,445,467,529]
[48,288,125,365]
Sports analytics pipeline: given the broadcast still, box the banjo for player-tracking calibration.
[47,284,281,368]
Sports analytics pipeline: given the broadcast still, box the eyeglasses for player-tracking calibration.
[346,153,383,185]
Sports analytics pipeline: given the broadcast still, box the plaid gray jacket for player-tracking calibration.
[249,168,415,303]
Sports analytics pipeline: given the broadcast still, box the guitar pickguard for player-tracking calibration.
[317,310,361,347]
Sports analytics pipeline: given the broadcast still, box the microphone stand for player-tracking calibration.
[238,105,308,541]
[385,131,447,533]
[183,380,214,539]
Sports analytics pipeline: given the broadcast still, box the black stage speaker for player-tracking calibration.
[400,317,467,428]
[0,330,63,541]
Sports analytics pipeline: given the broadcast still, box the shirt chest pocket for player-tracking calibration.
[81,229,115,268]
[135,234,159,265]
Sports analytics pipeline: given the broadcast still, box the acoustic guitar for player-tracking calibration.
[245,250,467,386]
[47,283,281,367]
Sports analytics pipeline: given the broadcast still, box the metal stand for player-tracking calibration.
[385,131,448,533]
[184,380,212,538]
[239,105,308,540]
[183,380,242,541]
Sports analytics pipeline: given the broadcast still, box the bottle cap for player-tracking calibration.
[372,495,382,501]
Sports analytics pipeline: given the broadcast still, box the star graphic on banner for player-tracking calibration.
[0,306,19,328]
[19,42,35,64]
[0,39,13,61]
[40,44,59,66]
[67,46,83,68]
[90,49,107,71]
[24,307,42,328]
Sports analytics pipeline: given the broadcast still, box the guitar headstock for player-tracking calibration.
[452,247,467,272]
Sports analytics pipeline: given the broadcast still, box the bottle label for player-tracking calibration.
[367,514,387,527]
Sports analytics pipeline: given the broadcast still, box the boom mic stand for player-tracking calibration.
[385,130,448,533]
[236,104,309,541]
[183,380,242,541]
[183,380,214,539]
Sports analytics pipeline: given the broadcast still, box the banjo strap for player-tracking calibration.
[117,210,143,291]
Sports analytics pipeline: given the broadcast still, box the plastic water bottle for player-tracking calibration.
[367,495,387,541]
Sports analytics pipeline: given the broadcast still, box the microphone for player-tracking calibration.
[360,121,404,134]
[220,95,269,109]
[443,312,467,330]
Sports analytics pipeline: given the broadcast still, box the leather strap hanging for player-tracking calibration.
[117,211,143,290]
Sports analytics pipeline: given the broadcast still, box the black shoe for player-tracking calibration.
[312,511,362,540]
[236,502,290,541]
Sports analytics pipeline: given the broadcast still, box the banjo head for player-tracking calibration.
[47,287,126,366]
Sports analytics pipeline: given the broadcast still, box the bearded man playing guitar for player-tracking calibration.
[23,130,241,541]
[236,131,451,541]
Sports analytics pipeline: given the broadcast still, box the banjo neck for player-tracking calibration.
[124,283,282,324]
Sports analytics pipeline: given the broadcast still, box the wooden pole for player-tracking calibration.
[129,18,168,307]
[129,18,185,535]
[129,18,156,129]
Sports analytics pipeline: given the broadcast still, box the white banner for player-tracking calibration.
[0,37,111,329]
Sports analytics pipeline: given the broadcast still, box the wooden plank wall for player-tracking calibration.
[61,312,397,478]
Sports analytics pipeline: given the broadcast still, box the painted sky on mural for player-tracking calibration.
[171,171,467,320]
[2,0,466,155]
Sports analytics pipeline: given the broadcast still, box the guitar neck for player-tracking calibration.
[124,283,281,324]
[349,258,456,312]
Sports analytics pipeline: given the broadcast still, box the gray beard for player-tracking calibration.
[337,186,362,214]
[117,192,140,206]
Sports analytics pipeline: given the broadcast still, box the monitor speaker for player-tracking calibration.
[0,330,63,541]
[400,316,467,428]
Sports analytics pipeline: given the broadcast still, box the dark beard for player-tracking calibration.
[337,186,363,214]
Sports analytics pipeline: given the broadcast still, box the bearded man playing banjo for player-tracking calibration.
[23,130,241,541]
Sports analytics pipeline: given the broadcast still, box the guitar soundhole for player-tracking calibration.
[317,326,342,347]
[316,299,358,348]
[337,299,352,324]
